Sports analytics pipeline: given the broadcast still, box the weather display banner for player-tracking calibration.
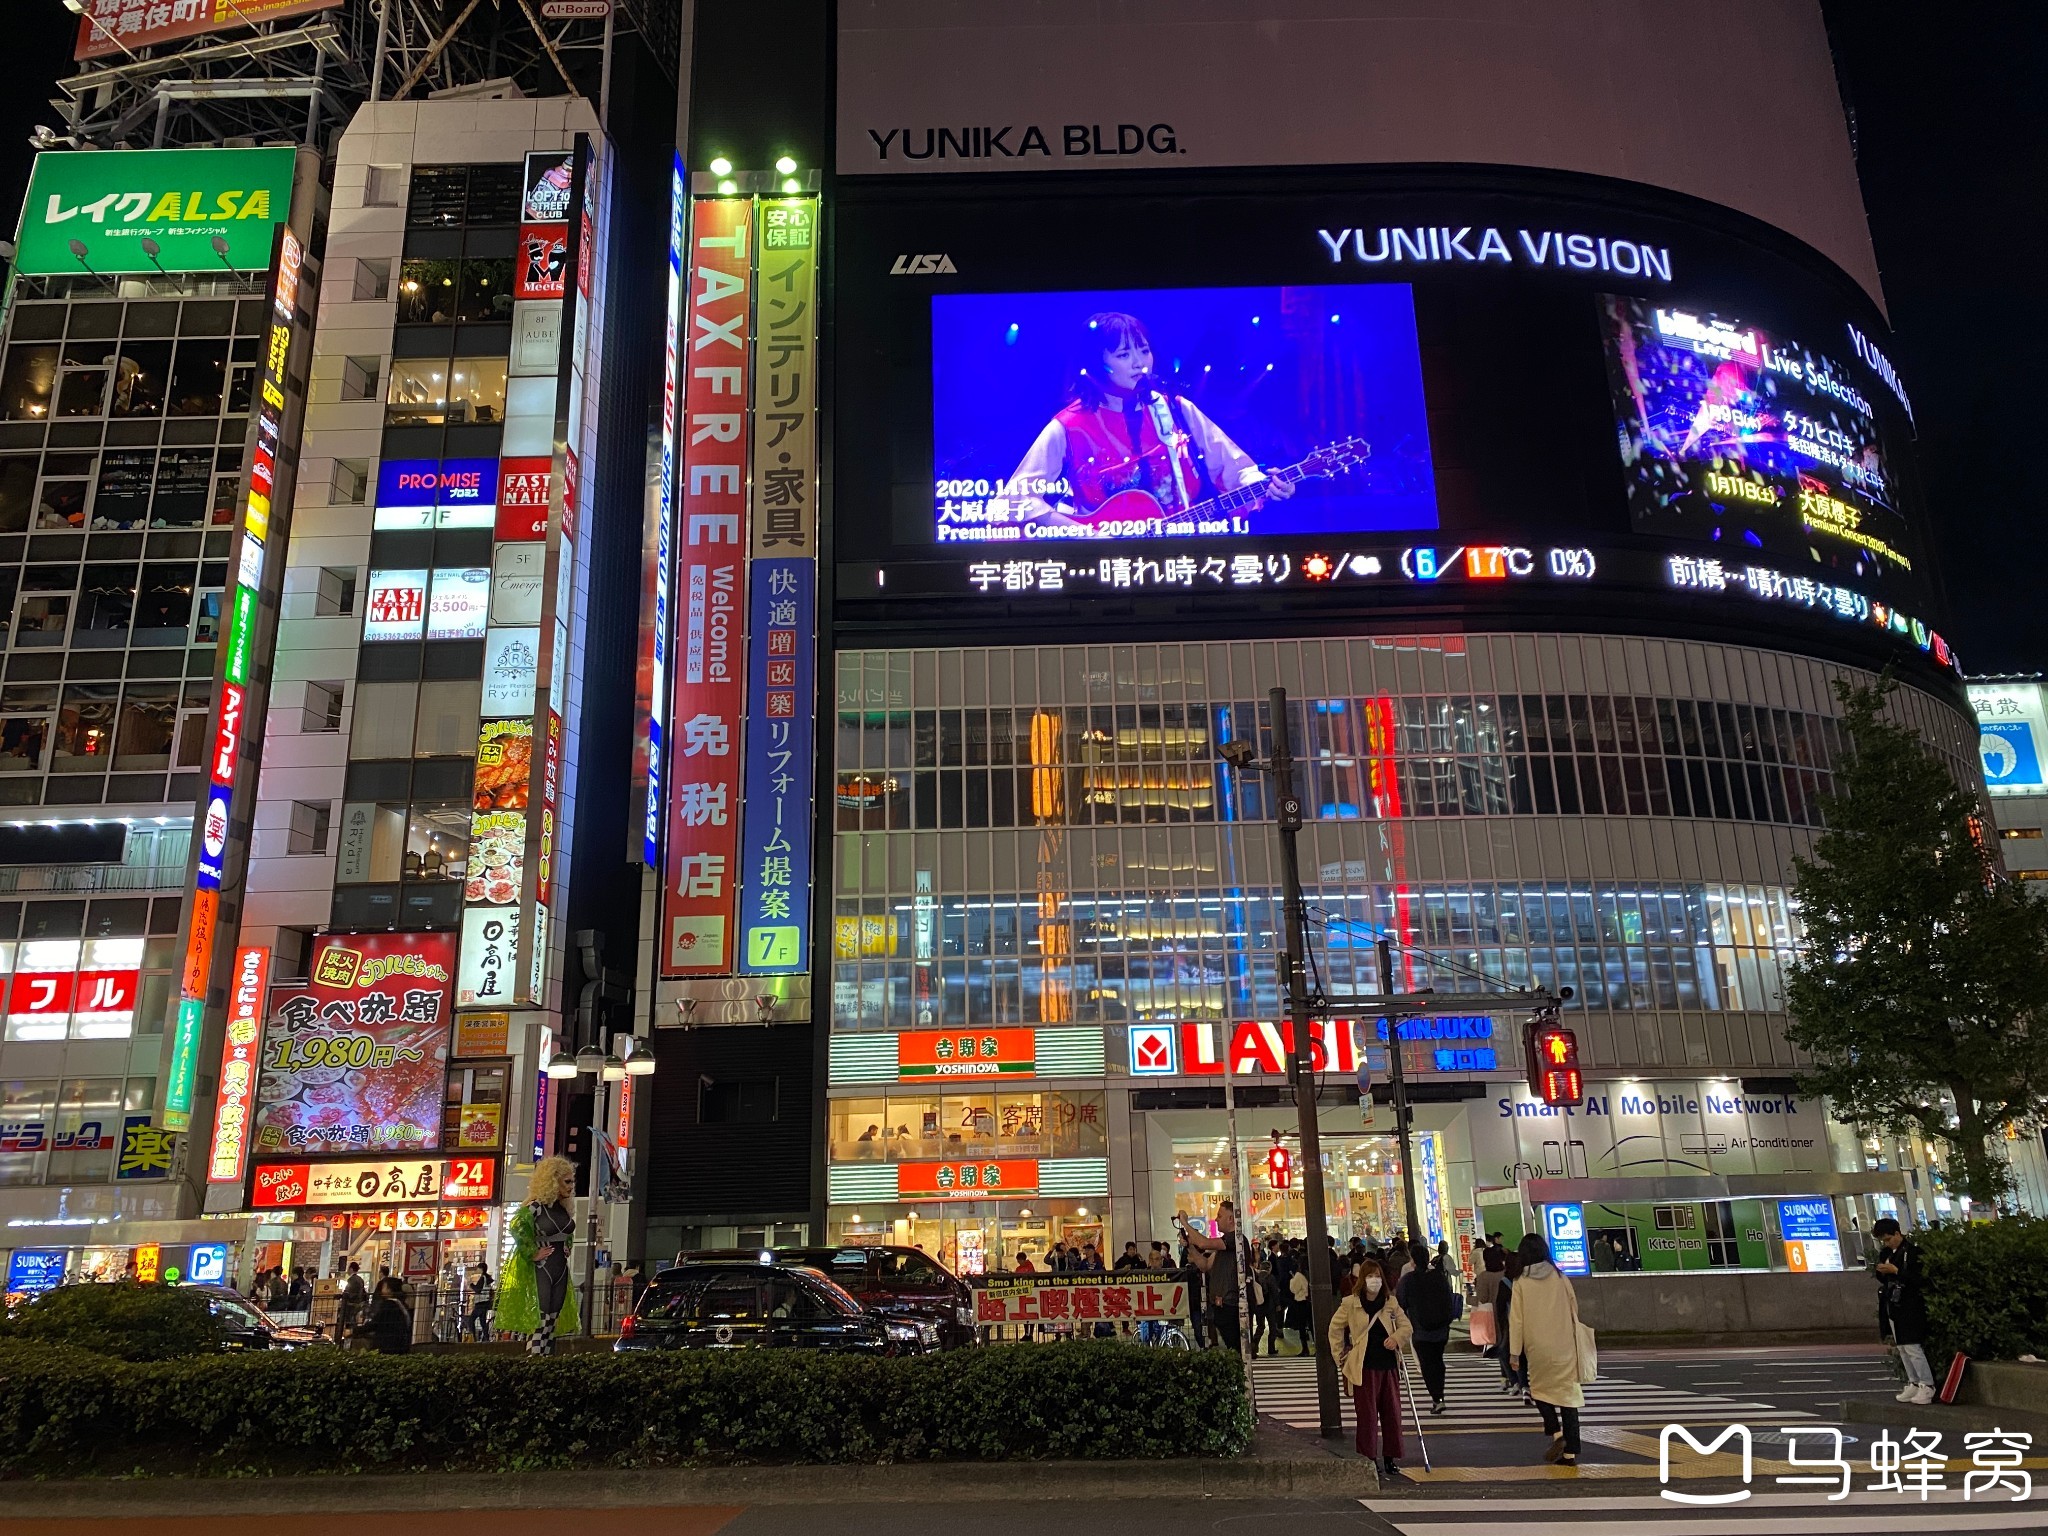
[252,933,456,1156]
[929,284,1438,544]
[1600,294,1918,585]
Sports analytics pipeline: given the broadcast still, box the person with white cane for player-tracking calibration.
[1329,1255,1414,1480]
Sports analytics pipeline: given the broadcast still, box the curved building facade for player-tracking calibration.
[792,2,1990,1274]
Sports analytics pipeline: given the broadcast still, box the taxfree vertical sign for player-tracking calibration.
[663,196,752,975]
[736,197,819,975]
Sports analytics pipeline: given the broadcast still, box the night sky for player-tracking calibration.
[1,6,2038,672]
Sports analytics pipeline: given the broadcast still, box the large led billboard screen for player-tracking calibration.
[930,285,1437,542]
[1600,295,1916,583]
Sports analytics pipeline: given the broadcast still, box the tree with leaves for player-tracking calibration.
[1784,678,2048,1207]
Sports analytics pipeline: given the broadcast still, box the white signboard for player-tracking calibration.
[426,567,491,641]
[491,544,546,626]
[364,569,428,641]
[457,905,522,1008]
[511,300,563,376]
[1969,682,2048,796]
[1470,1078,1830,1184]
[481,627,540,716]
[833,0,1881,304]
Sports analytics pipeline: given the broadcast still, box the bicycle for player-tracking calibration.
[1139,1320,1191,1349]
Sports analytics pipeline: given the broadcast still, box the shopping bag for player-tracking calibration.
[1468,1308,1496,1349]
[1574,1320,1599,1384]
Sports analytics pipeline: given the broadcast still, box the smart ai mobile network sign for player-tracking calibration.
[15,146,296,277]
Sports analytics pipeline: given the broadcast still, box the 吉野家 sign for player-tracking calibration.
[17,145,296,276]
[896,1159,1039,1200]
[898,1030,1037,1080]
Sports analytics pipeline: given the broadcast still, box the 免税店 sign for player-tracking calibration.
[898,1029,1036,1080]
[17,145,295,275]
[896,1158,1039,1200]
[973,1273,1189,1326]
[250,1156,496,1209]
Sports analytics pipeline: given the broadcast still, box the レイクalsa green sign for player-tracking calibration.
[14,145,296,277]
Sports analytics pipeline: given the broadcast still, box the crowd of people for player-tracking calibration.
[1064,1204,1592,1479]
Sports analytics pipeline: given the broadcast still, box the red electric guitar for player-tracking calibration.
[1068,435,1372,528]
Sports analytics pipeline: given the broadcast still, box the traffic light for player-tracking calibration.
[1267,1136,1294,1190]
[1524,1015,1584,1107]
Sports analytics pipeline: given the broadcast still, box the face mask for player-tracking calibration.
[1364,1277,1383,1296]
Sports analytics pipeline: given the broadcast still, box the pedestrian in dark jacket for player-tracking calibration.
[1397,1242,1456,1413]
[1872,1216,1934,1404]
[365,1277,413,1354]
[1495,1251,1527,1397]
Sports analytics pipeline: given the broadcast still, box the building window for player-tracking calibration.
[364,165,404,208]
[700,1077,779,1125]
[1999,827,2042,840]
[313,568,357,617]
[353,258,391,302]
[287,801,332,856]
[302,680,344,733]
[331,458,369,506]
[339,356,382,402]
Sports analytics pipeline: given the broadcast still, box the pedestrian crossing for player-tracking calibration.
[1252,1349,1813,1434]
[1359,1489,2048,1533]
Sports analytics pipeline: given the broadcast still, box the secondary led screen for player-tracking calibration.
[930,284,1438,543]
[1600,295,1916,581]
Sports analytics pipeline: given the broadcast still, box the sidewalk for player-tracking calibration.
[0,1423,1375,1516]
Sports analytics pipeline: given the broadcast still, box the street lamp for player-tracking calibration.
[552,1037,629,1333]
[1216,686,1343,1439]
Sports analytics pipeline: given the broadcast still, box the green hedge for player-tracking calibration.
[0,1340,1251,1476]
[1917,1217,2048,1364]
[0,1282,223,1362]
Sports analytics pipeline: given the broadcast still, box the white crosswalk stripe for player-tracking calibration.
[1252,1350,1815,1433]
[1359,1488,2048,1534]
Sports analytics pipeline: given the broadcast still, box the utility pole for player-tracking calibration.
[1376,937,1425,1245]
[1267,686,1344,1439]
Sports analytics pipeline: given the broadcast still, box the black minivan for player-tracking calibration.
[614,1260,907,1355]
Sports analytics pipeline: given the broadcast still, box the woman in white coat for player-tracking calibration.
[1507,1232,1586,1466]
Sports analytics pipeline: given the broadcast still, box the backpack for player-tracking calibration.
[1290,1271,1309,1302]
[1408,1271,1453,1330]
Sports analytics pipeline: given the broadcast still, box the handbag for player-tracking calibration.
[1468,1308,1496,1348]
[1574,1319,1599,1384]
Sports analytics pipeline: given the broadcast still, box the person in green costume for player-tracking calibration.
[498,1155,579,1352]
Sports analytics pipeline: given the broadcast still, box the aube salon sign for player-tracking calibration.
[1470,1079,1829,1183]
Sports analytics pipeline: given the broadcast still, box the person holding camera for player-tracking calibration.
[1177,1200,1254,1353]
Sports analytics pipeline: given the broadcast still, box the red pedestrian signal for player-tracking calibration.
[1524,1017,1584,1107]
[1267,1143,1294,1190]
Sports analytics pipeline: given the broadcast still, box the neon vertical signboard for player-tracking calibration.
[170,216,307,1133]
[736,197,820,974]
[16,145,296,275]
[205,944,269,1186]
[643,154,686,869]
[663,196,752,975]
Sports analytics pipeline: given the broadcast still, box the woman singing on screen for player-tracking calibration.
[1004,312,1294,530]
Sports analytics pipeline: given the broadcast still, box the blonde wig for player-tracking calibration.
[528,1154,577,1206]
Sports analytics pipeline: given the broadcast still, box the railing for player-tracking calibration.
[287,1275,640,1344]
[0,864,187,894]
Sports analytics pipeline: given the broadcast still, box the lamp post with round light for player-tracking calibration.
[544,1034,654,1334]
